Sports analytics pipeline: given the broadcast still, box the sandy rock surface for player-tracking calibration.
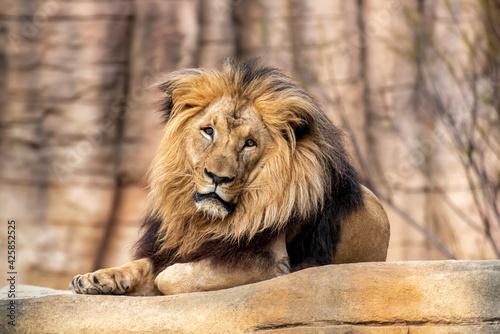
[1,260,499,333]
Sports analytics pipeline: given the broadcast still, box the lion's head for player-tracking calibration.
[146,60,353,259]
[183,95,272,220]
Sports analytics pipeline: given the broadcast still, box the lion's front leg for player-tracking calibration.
[70,258,161,296]
[155,234,290,295]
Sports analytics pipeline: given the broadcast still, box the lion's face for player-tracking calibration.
[184,97,272,220]
[149,62,335,254]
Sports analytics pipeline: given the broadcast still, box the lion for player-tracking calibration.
[70,60,390,296]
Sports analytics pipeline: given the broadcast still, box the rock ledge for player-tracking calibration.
[1,260,499,333]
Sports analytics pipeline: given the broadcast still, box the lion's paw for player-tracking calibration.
[70,269,131,295]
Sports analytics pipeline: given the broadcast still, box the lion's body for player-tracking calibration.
[70,60,390,296]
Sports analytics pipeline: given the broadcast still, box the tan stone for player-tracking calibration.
[1,261,499,333]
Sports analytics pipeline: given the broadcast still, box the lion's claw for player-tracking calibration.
[69,270,129,295]
[101,285,112,293]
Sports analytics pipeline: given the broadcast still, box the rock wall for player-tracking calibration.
[0,0,499,289]
[1,261,499,333]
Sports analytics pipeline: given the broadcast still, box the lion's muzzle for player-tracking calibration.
[194,192,236,216]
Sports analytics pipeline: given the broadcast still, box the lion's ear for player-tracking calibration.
[290,110,314,143]
[281,118,311,146]
[281,113,312,145]
[157,69,204,123]
[293,120,310,141]
[157,79,176,123]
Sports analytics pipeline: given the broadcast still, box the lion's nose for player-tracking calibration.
[204,168,235,185]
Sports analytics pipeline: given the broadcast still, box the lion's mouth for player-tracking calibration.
[194,192,236,213]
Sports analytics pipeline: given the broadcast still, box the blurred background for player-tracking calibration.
[0,0,499,290]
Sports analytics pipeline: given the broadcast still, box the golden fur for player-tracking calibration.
[147,61,342,259]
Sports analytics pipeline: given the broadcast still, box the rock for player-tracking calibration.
[1,261,499,333]
[0,285,71,298]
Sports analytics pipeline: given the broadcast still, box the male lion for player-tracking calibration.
[70,60,390,296]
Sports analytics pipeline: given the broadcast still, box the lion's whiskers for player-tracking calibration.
[162,172,193,178]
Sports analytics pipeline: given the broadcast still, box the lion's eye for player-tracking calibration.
[244,139,257,148]
[202,127,214,138]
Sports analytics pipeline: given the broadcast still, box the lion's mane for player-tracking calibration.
[135,60,363,272]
